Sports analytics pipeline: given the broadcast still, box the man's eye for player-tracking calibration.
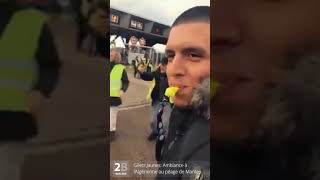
[166,54,174,62]
[188,53,201,58]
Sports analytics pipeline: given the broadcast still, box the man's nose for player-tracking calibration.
[169,54,186,77]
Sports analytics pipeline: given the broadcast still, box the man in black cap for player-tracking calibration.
[138,57,171,141]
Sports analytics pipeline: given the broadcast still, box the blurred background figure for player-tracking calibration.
[144,53,153,73]
[72,0,93,52]
[73,0,107,58]
[0,0,108,179]
[132,56,139,78]
[0,1,61,179]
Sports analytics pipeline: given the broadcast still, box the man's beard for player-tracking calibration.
[190,77,210,119]
[252,52,320,149]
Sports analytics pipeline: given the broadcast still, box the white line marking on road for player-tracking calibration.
[119,104,150,111]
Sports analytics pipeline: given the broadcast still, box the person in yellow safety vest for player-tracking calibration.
[138,57,171,141]
[132,56,140,78]
[109,49,129,142]
[145,57,153,72]
[142,52,153,72]
[138,57,145,68]
[0,1,61,179]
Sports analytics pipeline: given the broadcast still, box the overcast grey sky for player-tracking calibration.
[110,0,210,26]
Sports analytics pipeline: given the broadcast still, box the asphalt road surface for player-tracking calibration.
[110,106,157,180]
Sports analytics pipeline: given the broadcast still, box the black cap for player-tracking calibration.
[160,57,168,65]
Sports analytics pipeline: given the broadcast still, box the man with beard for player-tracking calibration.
[156,6,210,180]
[213,1,320,179]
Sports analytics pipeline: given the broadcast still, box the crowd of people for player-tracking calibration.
[109,50,168,142]
[132,55,153,78]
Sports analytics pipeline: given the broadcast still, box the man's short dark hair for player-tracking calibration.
[172,6,210,27]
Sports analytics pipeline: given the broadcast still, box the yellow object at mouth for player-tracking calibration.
[165,87,179,98]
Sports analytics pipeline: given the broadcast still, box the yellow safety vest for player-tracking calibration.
[110,64,125,97]
[146,78,156,100]
[145,60,153,71]
[0,9,47,111]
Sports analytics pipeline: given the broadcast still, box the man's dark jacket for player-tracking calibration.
[157,79,210,179]
[140,68,169,104]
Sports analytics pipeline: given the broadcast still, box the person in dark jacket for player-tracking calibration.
[156,6,210,179]
[72,0,93,51]
[132,56,139,78]
[110,49,129,142]
[138,57,171,141]
[92,4,107,58]
[144,53,153,72]
[213,0,320,179]
[73,0,107,58]
[0,1,61,179]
